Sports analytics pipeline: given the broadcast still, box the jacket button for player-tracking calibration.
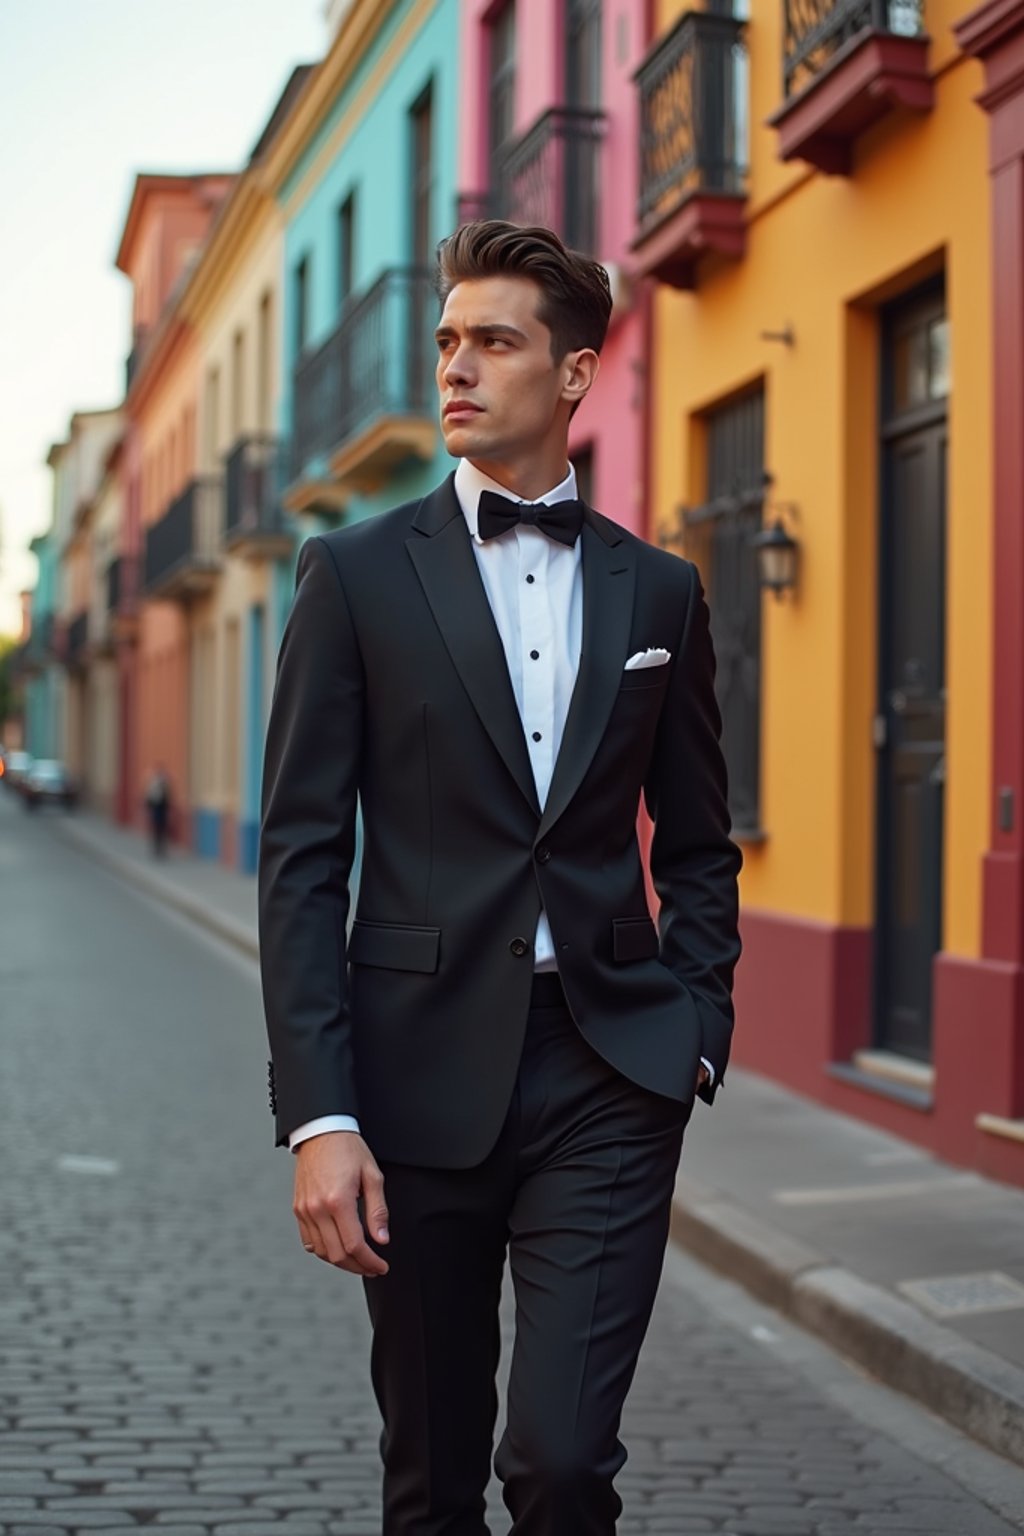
[535,844,551,864]
[509,937,529,957]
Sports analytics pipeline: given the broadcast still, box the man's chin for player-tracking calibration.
[441,423,490,458]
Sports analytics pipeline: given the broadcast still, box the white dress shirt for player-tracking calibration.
[288,461,710,1150]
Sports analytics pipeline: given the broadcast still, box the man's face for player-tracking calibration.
[435,275,583,464]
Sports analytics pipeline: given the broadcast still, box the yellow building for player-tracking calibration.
[636,0,1024,1182]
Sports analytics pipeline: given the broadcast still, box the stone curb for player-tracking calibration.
[56,819,259,963]
[670,1188,1024,1469]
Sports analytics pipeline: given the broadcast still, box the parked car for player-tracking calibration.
[23,759,77,811]
[2,750,34,791]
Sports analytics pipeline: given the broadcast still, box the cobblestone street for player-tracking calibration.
[3,791,1023,1536]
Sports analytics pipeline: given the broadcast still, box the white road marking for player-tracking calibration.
[56,1154,120,1175]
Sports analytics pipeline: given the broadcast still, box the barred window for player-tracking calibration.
[684,387,764,835]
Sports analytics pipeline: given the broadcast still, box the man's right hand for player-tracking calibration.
[293,1131,389,1277]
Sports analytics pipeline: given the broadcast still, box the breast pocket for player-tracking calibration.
[617,664,671,694]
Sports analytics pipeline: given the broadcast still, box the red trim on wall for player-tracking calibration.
[733,909,1024,1186]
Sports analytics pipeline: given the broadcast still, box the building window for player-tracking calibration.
[410,85,434,265]
[566,0,602,108]
[338,193,356,310]
[204,367,221,477]
[231,329,245,440]
[684,387,765,834]
[294,255,310,359]
[489,2,517,176]
[257,291,273,433]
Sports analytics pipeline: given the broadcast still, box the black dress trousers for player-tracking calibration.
[363,974,690,1536]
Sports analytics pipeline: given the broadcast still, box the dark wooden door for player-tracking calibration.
[875,286,949,1060]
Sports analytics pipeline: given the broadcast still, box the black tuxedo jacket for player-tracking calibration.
[259,475,742,1168]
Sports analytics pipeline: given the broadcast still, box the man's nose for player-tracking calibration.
[443,344,475,385]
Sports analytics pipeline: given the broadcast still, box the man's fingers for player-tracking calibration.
[291,1133,389,1276]
[335,1200,389,1277]
[362,1165,390,1244]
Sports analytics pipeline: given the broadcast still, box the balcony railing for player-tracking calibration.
[143,478,222,599]
[224,434,292,556]
[637,12,747,227]
[291,267,437,491]
[633,12,748,289]
[782,0,925,101]
[769,0,932,172]
[65,610,89,669]
[459,108,606,256]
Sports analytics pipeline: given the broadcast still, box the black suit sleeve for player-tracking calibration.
[643,560,742,1103]
[258,536,364,1146]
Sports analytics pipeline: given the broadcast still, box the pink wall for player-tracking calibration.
[458,0,651,537]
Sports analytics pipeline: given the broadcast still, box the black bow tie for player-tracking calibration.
[476,489,584,548]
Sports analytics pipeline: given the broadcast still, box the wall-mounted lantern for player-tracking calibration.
[752,513,799,599]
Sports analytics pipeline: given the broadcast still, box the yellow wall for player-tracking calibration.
[650,2,992,956]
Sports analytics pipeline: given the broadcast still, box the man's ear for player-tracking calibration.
[562,348,600,410]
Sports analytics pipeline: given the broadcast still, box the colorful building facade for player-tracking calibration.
[457,0,651,531]
[268,0,461,552]
[639,0,1024,1182]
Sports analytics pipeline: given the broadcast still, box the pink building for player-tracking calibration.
[457,0,650,535]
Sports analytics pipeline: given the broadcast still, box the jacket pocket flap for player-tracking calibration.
[612,916,660,962]
[349,920,441,973]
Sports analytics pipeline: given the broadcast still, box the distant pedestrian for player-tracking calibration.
[144,765,171,858]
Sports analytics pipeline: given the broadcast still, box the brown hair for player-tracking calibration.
[435,220,612,360]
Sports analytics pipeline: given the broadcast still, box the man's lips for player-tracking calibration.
[443,401,483,419]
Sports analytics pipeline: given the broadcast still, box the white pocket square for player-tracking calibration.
[624,648,671,671]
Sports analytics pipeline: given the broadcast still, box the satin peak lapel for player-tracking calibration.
[538,513,636,839]
[406,482,541,817]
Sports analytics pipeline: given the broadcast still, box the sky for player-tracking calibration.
[0,0,329,637]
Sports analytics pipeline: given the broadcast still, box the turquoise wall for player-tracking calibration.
[276,0,459,540]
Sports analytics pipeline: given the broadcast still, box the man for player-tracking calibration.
[259,220,742,1536]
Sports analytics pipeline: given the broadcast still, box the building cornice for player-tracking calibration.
[260,0,403,203]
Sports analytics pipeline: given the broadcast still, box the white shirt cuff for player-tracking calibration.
[289,1114,361,1151]
[700,1057,715,1086]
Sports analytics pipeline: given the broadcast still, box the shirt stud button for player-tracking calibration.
[530,649,539,660]
[532,731,542,742]
[525,574,535,584]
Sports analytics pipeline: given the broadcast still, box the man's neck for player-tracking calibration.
[465,455,572,503]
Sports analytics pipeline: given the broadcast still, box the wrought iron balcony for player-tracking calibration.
[125,324,149,392]
[65,610,90,669]
[224,434,293,558]
[143,478,222,600]
[458,107,606,257]
[633,12,748,290]
[767,0,933,174]
[290,267,437,501]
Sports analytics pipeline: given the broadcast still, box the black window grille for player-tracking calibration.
[684,388,765,834]
[489,2,517,177]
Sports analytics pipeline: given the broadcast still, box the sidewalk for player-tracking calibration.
[57,807,1024,1472]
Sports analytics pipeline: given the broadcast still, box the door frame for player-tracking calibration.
[873,275,948,1058]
